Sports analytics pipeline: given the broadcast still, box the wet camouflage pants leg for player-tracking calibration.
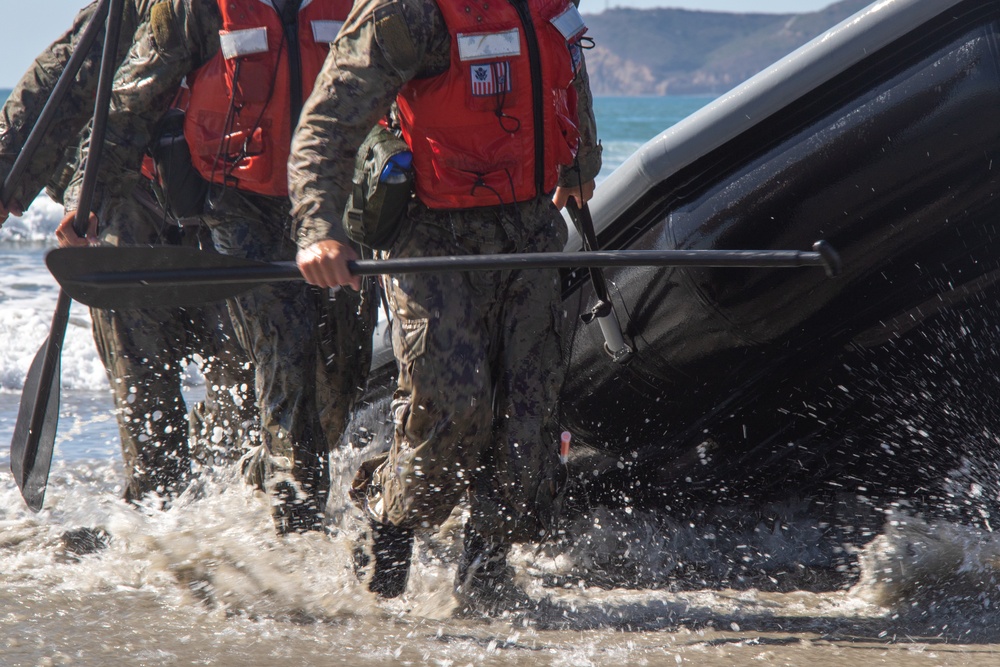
[92,304,192,502]
[204,189,374,530]
[91,191,255,503]
[316,283,376,450]
[91,299,255,502]
[356,198,567,543]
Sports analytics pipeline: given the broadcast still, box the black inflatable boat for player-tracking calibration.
[433,0,1000,517]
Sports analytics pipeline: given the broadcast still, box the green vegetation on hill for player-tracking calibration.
[583,0,871,95]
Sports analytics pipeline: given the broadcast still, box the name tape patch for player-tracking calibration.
[457,28,521,61]
[220,27,269,60]
[550,4,586,41]
[312,20,343,43]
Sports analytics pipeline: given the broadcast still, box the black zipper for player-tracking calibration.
[280,2,304,135]
[508,0,545,195]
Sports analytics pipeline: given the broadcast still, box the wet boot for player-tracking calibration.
[453,526,535,616]
[272,480,324,535]
[367,521,414,599]
[59,527,111,559]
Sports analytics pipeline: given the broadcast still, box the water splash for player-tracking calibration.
[854,512,1000,609]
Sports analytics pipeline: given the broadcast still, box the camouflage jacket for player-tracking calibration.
[288,0,603,249]
[0,1,156,208]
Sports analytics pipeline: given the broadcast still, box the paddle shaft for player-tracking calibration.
[566,200,614,303]
[71,247,838,288]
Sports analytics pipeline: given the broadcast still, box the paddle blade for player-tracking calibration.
[45,246,270,308]
[10,339,61,512]
[46,245,301,309]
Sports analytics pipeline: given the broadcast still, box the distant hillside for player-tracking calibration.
[583,0,871,95]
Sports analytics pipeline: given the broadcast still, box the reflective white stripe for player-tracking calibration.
[220,27,269,59]
[312,20,343,43]
[550,4,586,41]
[456,28,521,62]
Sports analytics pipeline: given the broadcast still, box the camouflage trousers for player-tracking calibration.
[91,187,256,503]
[353,196,568,544]
[203,187,375,531]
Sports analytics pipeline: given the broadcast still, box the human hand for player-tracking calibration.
[552,179,595,210]
[0,196,24,226]
[55,210,99,247]
[296,239,361,291]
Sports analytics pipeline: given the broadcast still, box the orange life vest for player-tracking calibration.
[396,0,586,209]
[184,0,352,197]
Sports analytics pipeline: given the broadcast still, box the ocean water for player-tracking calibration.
[4,94,1000,666]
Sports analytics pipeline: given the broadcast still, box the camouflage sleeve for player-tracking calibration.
[0,2,107,208]
[85,0,219,209]
[558,31,602,187]
[46,135,87,207]
[289,0,448,248]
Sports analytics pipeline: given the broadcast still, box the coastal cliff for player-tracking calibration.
[583,0,870,95]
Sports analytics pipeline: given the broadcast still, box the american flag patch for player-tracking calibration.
[470,61,512,97]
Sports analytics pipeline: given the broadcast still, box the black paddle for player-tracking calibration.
[47,241,842,309]
[11,0,127,512]
[6,0,112,510]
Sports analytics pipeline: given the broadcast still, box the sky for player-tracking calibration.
[2,0,837,88]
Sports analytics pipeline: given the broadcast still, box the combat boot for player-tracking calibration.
[59,527,111,560]
[453,526,535,616]
[272,480,324,535]
[367,521,414,598]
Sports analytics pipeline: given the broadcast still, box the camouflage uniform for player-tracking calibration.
[86,0,375,531]
[0,1,257,503]
[289,0,601,548]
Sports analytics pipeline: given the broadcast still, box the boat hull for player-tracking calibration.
[559,0,1000,515]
